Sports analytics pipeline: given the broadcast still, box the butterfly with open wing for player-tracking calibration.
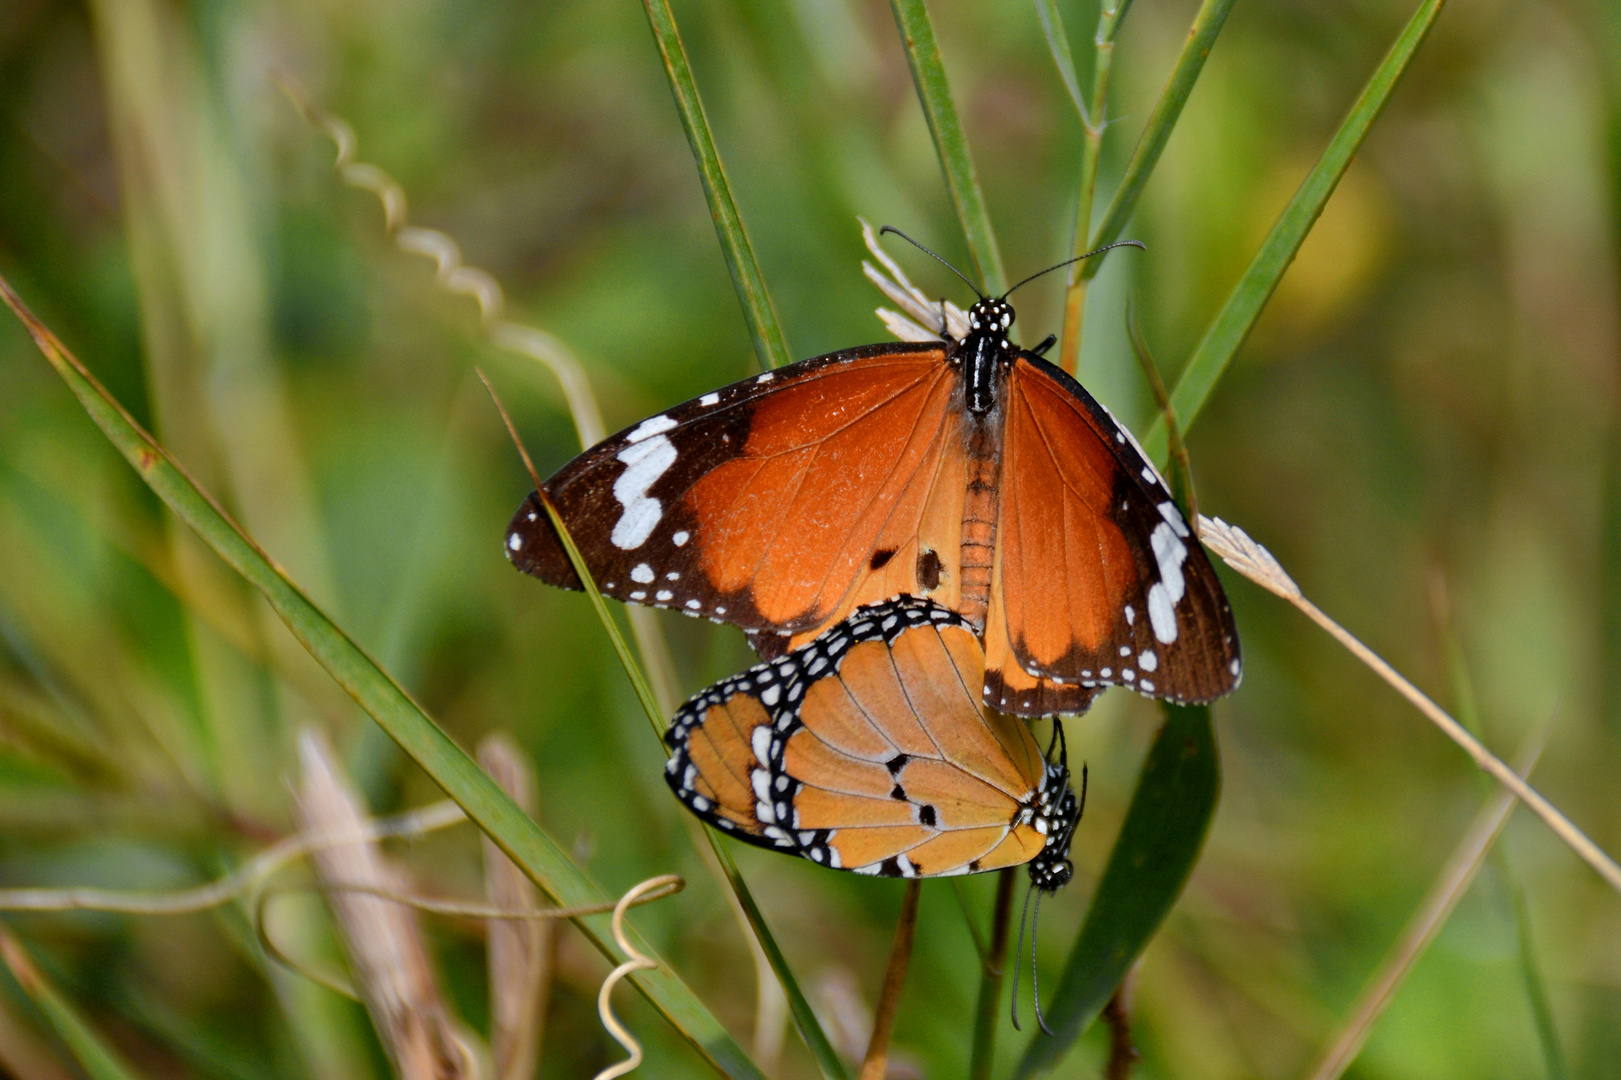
[506,231,1241,716]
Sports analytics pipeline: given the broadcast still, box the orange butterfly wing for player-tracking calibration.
[507,345,967,652]
[985,354,1240,711]
[665,598,1065,878]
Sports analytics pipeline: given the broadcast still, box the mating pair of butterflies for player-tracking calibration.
[506,282,1240,889]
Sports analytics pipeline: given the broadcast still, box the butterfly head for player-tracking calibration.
[967,298,1015,338]
[1028,733,1086,893]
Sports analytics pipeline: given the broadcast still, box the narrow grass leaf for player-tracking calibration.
[887,0,1007,295]
[1080,0,1238,281]
[1031,0,1089,126]
[495,383,849,1080]
[1015,703,1220,1078]
[711,844,852,1080]
[1144,0,1446,463]
[0,279,768,1080]
[640,0,792,371]
[0,930,145,1080]
[535,480,849,1080]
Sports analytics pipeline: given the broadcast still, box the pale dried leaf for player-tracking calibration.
[296,731,466,1080]
[479,734,551,1080]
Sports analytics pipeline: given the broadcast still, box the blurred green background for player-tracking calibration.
[2,0,1620,1077]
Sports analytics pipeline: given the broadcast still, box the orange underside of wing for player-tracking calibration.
[787,628,1053,875]
[685,696,772,835]
[687,352,965,634]
[999,360,1135,670]
[975,826,1047,871]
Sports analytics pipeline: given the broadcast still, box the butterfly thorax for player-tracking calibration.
[1026,763,1080,892]
[959,298,1017,416]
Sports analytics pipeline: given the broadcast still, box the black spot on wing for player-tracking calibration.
[916,549,943,591]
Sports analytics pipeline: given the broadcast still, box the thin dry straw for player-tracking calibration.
[1302,719,1553,1080]
[1198,515,1621,896]
[0,801,466,914]
[256,879,684,999]
[480,734,551,1080]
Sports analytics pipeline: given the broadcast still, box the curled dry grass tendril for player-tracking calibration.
[595,875,688,1080]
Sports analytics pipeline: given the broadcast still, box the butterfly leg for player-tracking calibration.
[1031,334,1057,356]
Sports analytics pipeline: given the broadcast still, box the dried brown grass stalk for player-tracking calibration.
[860,879,922,1080]
[479,734,552,1080]
[1303,719,1552,1080]
[295,730,469,1080]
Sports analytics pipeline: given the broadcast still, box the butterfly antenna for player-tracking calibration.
[1032,888,1054,1036]
[1000,241,1147,299]
[879,225,985,299]
[1010,882,1036,1031]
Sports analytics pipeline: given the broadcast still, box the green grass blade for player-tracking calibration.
[1080,0,1239,281]
[712,843,852,1080]
[1031,0,1089,126]
[1143,0,1447,463]
[0,278,768,1080]
[967,867,1016,1080]
[1014,703,1220,1078]
[528,463,849,1080]
[887,0,1007,295]
[640,0,792,371]
[0,930,146,1080]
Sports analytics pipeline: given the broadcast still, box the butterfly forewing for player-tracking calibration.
[507,343,968,646]
[665,597,1055,878]
[989,353,1241,706]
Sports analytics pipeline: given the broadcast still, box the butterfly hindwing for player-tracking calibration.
[665,597,1059,878]
[507,343,969,647]
[988,353,1241,708]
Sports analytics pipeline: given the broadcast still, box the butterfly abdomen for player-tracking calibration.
[957,404,1004,631]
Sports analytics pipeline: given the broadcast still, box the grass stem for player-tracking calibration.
[861,880,922,1080]
[888,0,1007,295]
[967,868,1017,1080]
[639,0,792,370]
[1057,0,1128,375]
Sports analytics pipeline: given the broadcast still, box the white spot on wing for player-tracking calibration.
[655,590,674,602]
[751,726,773,766]
[1147,520,1189,644]
[626,415,678,443]
[611,435,677,550]
[1148,583,1177,643]
[631,564,655,584]
[1139,650,1157,672]
[507,533,522,551]
[699,392,720,407]
[1156,501,1191,538]
[672,530,690,546]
